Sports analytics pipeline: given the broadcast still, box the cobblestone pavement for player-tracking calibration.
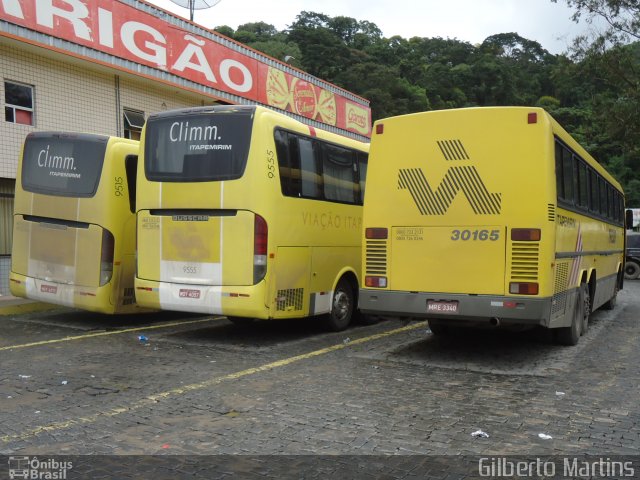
[0,282,639,476]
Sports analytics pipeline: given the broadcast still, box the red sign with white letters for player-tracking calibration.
[0,0,371,135]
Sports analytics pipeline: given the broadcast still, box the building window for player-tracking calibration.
[4,81,34,126]
[123,109,145,140]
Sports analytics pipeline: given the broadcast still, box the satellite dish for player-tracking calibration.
[169,0,222,22]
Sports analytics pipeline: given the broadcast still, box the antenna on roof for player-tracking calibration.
[168,0,222,22]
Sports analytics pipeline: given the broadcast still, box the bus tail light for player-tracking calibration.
[100,229,115,286]
[511,228,541,241]
[365,276,387,288]
[365,228,388,239]
[509,282,539,295]
[253,214,268,283]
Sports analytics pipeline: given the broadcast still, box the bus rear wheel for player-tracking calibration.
[323,279,354,332]
[624,261,640,280]
[556,284,585,346]
[602,284,618,310]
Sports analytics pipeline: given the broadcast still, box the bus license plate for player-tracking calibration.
[427,300,458,314]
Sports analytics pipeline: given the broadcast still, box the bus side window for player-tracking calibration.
[561,146,573,204]
[608,184,614,220]
[618,192,625,223]
[358,152,368,205]
[555,141,564,200]
[274,129,297,197]
[577,159,588,209]
[321,143,357,204]
[589,169,599,214]
[298,137,321,199]
[125,155,137,214]
[599,177,607,217]
[571,154,580,206]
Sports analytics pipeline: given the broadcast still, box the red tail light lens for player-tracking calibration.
[511,228,541,241]
[365,276,387,288]
[100,229,115,286]
[365,228,388,239]
[509,282,539,295]
[528,112,538,124]
[253,214,268,283]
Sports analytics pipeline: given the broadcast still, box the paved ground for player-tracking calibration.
[0,282,639,477]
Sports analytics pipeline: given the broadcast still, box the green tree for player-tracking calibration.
[215,7,637,205]
[286,12,352,81]
[214,25,235,38]
[555,0,640,202]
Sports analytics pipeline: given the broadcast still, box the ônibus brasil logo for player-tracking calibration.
[8,457,72,479]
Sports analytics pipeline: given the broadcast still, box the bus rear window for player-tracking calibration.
[145,111,253,182]
[21,133,108,197]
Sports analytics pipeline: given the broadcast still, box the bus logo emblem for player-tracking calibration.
[398,140,501,215]
[172,215,209,222]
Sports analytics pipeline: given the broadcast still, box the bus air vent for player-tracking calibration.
[510,242,540,281]
[365,239,388,276]
[436,139,469,161]
[551,262,569,315]
[276,288,304,311]
[548,204,556,222]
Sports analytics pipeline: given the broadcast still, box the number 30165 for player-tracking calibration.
[451,229,499,241]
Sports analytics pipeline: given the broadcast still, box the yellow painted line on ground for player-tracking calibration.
[1,321,428,444]
[0,317,223,352]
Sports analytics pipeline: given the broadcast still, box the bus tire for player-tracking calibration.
[624,261,640,280]
[556,284,585,346]
[580,283,591,334]
[602,285,618,310]
[324,278,354,332]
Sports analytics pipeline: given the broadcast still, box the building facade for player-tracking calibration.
[0,0,371,295]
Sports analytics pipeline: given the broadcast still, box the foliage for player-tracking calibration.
[552,0,640,204]
[215,5,639,202]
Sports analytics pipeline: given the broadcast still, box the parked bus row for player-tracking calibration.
[10,106,628,345]
[10,106,369,332]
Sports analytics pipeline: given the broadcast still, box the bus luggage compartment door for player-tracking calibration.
[137,209,254,286]
[389,225,506,295]
[12,215,104,288]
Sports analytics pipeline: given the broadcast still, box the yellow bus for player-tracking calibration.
[360,107,625,345]
[10,132,140,314]
[135,105,369,330]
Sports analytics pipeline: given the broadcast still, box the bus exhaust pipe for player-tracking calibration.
[489,317,501,327]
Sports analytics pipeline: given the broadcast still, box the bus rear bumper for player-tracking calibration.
[134,278,268,317]
[359,289,553,327]
[9,272,121,314]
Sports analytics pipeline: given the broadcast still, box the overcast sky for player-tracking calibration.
[144,0,602,55]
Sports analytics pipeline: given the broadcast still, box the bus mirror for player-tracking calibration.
[626,209,634,230]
